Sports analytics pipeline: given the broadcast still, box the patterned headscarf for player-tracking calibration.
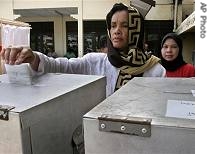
[160,33,186,71]
[106,3,160,91]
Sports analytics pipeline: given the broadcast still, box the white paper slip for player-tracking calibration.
[5,63,34,85]
[165,100,195,120]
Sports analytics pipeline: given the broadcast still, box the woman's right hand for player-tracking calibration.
[0,47,40,71]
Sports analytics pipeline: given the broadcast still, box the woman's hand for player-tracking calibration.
[0,47,40,71]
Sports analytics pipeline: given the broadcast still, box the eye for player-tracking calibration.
[123,24,128,28]
[111,23,116,28]
[122,22,128,28]
[111,25,115,28]
[171,45,178,49]
[162,45,168,49]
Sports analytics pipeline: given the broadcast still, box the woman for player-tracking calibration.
[160,33,195,77]
[1,3,165,97]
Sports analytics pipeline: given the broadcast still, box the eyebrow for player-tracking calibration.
[111,21,128,25]
[163,43,178,47]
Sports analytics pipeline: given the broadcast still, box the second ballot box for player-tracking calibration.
[83,77,195,154]
[0,73,106,154]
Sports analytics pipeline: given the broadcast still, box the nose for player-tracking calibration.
[165,47,172,52]
[114,26,121,35]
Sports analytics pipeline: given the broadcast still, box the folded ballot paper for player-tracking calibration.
[5,63,35,85]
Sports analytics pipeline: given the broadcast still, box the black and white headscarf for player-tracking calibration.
[106,3,160,91]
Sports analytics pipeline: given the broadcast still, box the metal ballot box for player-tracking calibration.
[83,77,195,154]
[0,73,106,154]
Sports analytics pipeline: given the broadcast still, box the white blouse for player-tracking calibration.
[36,52,166,97]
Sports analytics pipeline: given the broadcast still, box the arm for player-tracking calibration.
[1,47,105,76]
[1,47,91,74]
[36,52,99,75]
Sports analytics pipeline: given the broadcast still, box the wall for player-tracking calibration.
[82,0,129,20]
[146,5,173,20]
[13,0,78,9]
[146,0,173,20]
[180,32,195,64]
[0,0,13,19]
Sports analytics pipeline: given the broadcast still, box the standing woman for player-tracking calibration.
[160,33,195,77]
[1,3,166,97]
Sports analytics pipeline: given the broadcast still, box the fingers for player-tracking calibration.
[0,48,6,60]
[15,48,32,64]
[4,48,11,64]
[10,48,22,64]
[1,47,35,66]
[2,47,24,65]
[14,51,24,64]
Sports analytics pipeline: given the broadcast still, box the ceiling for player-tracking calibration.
[14,7,78,17]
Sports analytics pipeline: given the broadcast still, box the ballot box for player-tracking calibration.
[83,77,195,154]
[0,73,106,154]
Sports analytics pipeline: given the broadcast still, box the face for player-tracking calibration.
[161,38,179,61]
[110,10,128,50]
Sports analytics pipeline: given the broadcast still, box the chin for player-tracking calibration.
[113,44,123,49]
[166,59,174,61]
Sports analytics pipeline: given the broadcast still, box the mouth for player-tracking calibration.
[165,55,174,60]
[165,55,173,58]
[113,37,122,42]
